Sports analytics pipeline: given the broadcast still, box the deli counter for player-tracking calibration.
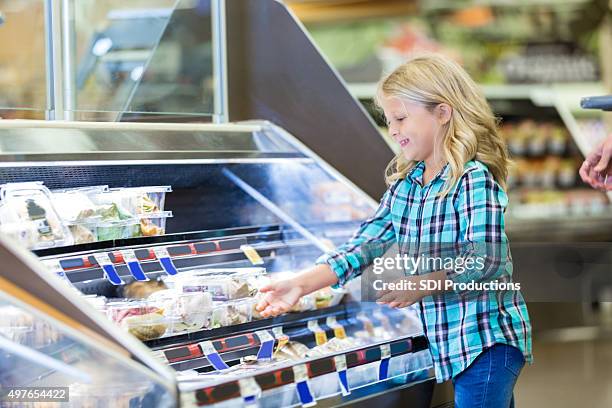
[0,120,436,407]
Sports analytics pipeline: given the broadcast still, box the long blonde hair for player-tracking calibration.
[375,53,509,194]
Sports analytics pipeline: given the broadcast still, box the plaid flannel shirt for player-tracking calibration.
[316,160,532,382]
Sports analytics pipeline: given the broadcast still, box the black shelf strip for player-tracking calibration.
[192,334,429,405]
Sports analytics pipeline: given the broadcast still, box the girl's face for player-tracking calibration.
[380,95,446,165]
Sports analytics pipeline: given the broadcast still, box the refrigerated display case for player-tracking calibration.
[0,120,436,407]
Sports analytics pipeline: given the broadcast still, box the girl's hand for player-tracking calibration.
[580,135,612,191]
[256,279,304,318]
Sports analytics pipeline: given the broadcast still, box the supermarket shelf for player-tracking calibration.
[347,82,606,110]
[185,334,430,405]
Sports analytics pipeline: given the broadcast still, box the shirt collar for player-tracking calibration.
[407,161,450,186]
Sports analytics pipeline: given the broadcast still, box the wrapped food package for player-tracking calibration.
[106,301,169,341]
[0,182,73,249]
[210,298,255,328]
[174,268,264,301]
[148,290,214,332]
[273,341,310,361]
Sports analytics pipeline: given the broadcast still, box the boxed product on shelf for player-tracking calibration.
[147,289,215,332]
[51,185,173,243]
[89,186,172,217]
[210,298,256,328]
[105,300,174,341]
[171,268,264,301]
[0,182,73,249]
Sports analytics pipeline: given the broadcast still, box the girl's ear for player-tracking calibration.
[436,103,452,125]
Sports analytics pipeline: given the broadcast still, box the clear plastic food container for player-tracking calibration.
[138,211,173,237]
[91,186,172,217]
[68,218,142,244]
[148,290,215,333]
[210,298,256,328]
[176,273,260,301]
[0,182,73,249]
[105,300,172,341]
[50,185,109,223]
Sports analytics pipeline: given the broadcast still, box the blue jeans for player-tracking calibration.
[452,343,525,408]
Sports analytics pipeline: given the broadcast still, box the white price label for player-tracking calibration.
[380,343,391,359]
[238,377,261,398]
[93,253,113,266]
[334,354,347,372]
[256,330,273,343]
[293,364,309,383]
[153,246,170,259]
[121,249,138,263]
[199,341,217,355]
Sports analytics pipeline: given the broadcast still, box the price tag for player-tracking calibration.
[93,253,124,285]
[240,245,264,265]
[199,341,229,371]
[238,377,261,407]
[255,330,275,361]
[153,246,178,275]
[308,320,327,346]
[293,364,316,407]
[121,249,148,281]
[326,316,346,339]
[378,343,391,381]
[334,354,350,396]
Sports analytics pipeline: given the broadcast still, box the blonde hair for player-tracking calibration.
[375,53,509,195]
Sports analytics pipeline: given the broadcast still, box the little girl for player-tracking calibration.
[256,54,532,408]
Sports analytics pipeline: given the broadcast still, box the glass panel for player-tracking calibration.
[73,0,215,119]
[0,0,48,119]
[0,293,175,407]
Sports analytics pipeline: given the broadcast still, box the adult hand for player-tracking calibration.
[580,134,612,191]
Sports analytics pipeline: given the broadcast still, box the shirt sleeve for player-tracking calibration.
[315,184,398,288]
[445,167,512,292]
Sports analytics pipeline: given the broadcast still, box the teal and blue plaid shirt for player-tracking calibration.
[317,160,532,382]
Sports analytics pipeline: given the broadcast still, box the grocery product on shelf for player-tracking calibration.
[170,268,264,301]
[148,290,214,332]
[0,182,73,249]
[106,300,170,341]
[51,184,173,243]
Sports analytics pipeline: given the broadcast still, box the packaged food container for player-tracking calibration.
[0,182,73,249]
[138,211,173,237]
[210,298,255,328]
[175,272,260,301]
[50,185,109,223]
[148,290,214,332]
[91,186,171,217]
[106,300,171,341]
[69,218,141,243]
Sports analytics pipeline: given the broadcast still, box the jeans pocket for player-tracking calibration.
[504,345,525,377]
